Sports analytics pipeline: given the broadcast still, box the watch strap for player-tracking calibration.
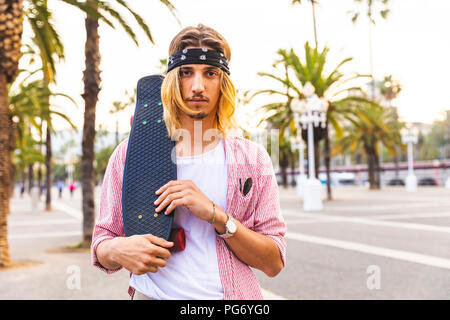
[216,213,236,239]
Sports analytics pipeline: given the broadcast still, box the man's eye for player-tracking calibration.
[180,70,190,76]
[208,71,217,76]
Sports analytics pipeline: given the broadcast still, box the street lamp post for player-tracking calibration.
[290,134,307,197]
[401,126,418,192]
[291,82,327,211]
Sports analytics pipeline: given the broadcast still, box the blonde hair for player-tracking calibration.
[161,24,238,138]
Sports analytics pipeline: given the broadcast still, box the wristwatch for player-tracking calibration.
[217,213,237,239]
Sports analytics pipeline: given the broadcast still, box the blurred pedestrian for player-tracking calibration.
[19,181,25,198]
[69,182,76,198]
[57,180,65,199]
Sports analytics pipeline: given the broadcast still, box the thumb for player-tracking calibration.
[142,234,174,248]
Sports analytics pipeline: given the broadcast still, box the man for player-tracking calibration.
[91,24,286,300]
[57,180,64,199]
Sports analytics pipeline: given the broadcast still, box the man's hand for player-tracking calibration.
[109,234,173,275]
[154,180,214,222]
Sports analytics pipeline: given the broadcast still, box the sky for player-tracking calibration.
[21,0,450,133]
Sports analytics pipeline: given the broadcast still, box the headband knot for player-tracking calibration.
[167,48,230,75]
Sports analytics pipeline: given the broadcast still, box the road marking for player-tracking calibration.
[9,231,82,240]
[286,232,450,270]
[10,219,79,227]
[369,212,450,221]
[286,218,337,225]
[323,202,450,212]
[283,210,450,233]
[8,227,289,299]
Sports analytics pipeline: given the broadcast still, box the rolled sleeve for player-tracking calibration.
[91,140,127,274]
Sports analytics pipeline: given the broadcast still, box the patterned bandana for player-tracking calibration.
[167,47,230,75]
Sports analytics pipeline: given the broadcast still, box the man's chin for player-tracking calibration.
[187,112,208,119]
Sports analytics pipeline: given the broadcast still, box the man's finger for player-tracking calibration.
[155,191,184,212]
[154,185,184,206]
[155,180,182,195]
[143,234,174,248]
[164,199,183,215]
[144,256,168,268]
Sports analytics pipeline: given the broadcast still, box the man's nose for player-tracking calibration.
[191,72,205,93]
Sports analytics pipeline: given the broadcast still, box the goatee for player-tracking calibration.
[187,112,208,119]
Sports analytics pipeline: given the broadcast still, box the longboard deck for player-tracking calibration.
[122,75,176,240]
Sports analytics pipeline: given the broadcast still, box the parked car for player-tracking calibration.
[418,177,438,186]
[318,172,357,186]
[388,178,405,186]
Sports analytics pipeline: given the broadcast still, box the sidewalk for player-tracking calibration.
[1,187,285,300]
[2,191,131,300]
[3,185,450,299]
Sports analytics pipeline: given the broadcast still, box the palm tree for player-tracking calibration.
[349,0,390,100]
[25,0,65,211]
[247,42,370,199]
[9,76,77,198]
[58,0,179,248]
[11,131,46,195]
[334,102,402,189]
[378,75,401,176]
[110,88,135,145]
[291,0,319,48]
[0,0,24,268]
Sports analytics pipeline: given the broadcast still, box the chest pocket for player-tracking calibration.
[229,177,255,222]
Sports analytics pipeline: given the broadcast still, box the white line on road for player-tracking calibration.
[321,202,450,212]
[286,232,450,270]
[8,227,289,299]
[368,212,450,221]
[285,218,337,225]
[283,211,450,233]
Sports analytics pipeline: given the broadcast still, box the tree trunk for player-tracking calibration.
[314,138,320,180]
[38,127,42,195]
[324,124,332,200]
[9,114,17,199]
[290,151,296,187]
[394,149,399,178]
[37,165,42,195]
[279,150,289,188]
[374,146,381,189]
[81,7,101,248]
[45,124,52,210]
[9,162,16,200]
[365,145,378,190]
[0,0,23,267]
[0,73,11,267]
[28,163,33,193]
[311,0,318,48]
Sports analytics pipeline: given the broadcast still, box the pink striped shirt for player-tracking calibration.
[91,135,287,299]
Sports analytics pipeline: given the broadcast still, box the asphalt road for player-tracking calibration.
[256,186,450,299]
[2,185,450,299]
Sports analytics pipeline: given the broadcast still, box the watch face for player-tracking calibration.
[226,218,237,234]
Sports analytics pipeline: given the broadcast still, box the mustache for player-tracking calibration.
[187,94,208,102]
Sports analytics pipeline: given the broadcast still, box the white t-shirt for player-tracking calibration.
[129,139,227,299]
